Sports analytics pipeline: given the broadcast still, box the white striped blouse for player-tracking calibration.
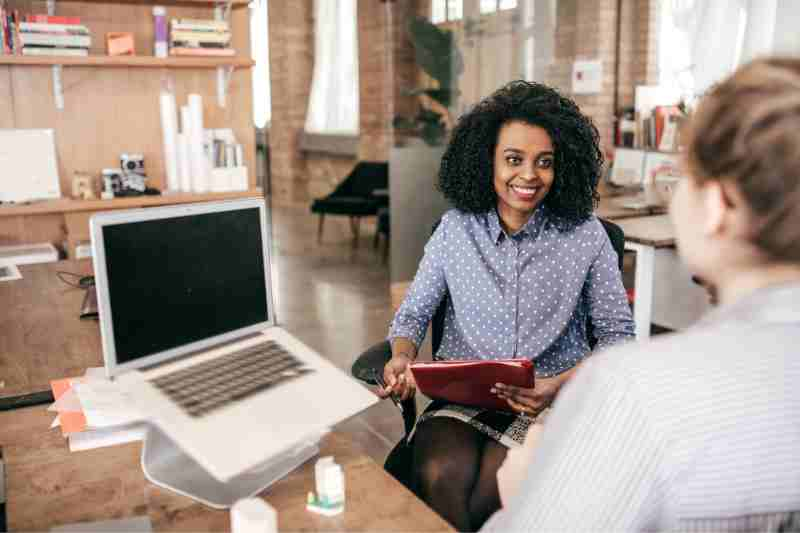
[482,282,800,532]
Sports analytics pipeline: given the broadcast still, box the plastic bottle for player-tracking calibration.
[153,6,168,58]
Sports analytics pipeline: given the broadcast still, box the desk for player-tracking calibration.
[596,195,667,221]
[0,261,452,532]
[616,215,710,340]
[1,260,99,399]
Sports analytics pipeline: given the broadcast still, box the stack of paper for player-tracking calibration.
[49,368,145,452]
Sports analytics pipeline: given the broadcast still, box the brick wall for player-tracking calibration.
[266,0,658,205]
[267,0,416,206]
[542,0,658,159]
[357,0,418,161]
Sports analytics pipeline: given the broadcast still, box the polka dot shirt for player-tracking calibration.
[388,206,635,377]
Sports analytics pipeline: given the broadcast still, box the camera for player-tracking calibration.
[120,153,145,176]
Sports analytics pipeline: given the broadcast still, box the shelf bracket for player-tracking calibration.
[217,65,234,108]
[47,0,64,110]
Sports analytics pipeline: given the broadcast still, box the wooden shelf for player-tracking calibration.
[0,189,264,217]
[0,55,254,68]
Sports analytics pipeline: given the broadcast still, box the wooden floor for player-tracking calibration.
[269,204,403,463]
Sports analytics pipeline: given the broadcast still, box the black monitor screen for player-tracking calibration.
[103,207,269,364]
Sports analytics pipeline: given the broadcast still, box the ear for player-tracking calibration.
[701,181,729,237]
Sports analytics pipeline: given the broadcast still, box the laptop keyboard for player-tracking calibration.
[149,340,314,418]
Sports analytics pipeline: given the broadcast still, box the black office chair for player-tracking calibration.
[310,161,389,247]
[351,217,626,490]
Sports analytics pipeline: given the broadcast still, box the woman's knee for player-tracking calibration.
[412,418,482,495]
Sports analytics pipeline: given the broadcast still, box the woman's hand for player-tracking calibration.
[377,353,417,401]
[492,376,563,417]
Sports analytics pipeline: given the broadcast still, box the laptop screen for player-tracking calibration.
[102,206,269,365]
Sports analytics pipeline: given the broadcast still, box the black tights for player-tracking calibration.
[412,417,508,532]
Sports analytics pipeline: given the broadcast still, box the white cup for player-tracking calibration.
[231,498,277,533]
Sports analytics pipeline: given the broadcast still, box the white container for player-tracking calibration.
[314,456,344,506]
[231,498,277,533]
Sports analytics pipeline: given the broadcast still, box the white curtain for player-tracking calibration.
[660,0,791,98]
[304,0,359,135]
[250,0,271,129]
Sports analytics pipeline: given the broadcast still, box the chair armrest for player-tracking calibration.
[352,340,419,436]
[351,340,392,385]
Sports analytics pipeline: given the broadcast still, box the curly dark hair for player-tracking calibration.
[438,80,602,224]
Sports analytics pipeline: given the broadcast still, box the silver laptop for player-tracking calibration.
[90,198,376,483]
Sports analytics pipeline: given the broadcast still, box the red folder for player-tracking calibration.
[410,359,535,412]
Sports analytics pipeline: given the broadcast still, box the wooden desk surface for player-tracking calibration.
[596,195,667,221]
[0,407,451,532]
[0,260,452,532]
[0,260,101,398]
[616,215,676,248]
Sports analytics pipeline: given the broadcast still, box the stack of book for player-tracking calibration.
[170,18,233,57]
[17,15,91,57]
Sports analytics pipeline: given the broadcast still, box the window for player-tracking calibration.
[431,0,462,23]
[304,0,359,135]
[480,0,517,15]
[250,0,270,129]
[657,0,790,100]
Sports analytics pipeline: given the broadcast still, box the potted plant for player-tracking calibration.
[393,17,464,146]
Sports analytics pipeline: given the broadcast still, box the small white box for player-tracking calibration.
[0,242,58,265]
[74,242,93,259]
[210,166,248,192]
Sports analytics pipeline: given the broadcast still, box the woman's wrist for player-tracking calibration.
[392,350,415,362]
[390,338,417,362]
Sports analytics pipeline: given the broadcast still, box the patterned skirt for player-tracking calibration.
[409,399,543,448]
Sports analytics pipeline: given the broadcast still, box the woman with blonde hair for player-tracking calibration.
[483,57,800,531]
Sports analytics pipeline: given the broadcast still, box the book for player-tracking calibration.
[410,359,535,412]
[171,18,229,31]
[25,14,81,24]
[22,46,89,56]
[170,30,231,43]
[19,32,91,47]
[19,22,90,35]
[170,46,235,56]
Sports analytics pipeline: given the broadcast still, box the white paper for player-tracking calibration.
[572,60,603,95]
[68,424,145,452]
[0,129,61,202]
[73,379,143,428]
[188,94,209,193]
[83,367,106,379]
[159,91,180,192]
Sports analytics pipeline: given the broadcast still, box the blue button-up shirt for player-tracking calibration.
[388,206,634,377]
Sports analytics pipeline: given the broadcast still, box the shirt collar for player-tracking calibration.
[696,281,800,328]
[486,206,548,245]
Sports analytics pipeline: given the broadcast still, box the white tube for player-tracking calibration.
[159,90,180,192]
[187,94,208,193]
[177,133,192,192]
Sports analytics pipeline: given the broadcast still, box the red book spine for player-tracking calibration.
[25,14,81,24]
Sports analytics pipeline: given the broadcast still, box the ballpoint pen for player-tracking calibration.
[371,368,404,413]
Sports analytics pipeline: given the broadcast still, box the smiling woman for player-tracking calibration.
[379,81,634,531]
